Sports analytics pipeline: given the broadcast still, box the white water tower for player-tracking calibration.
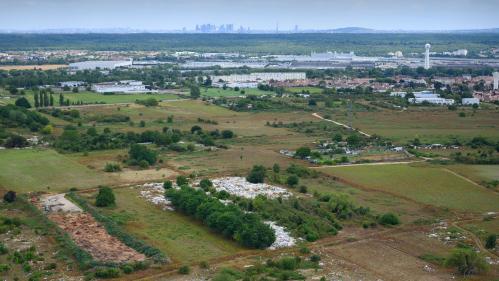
[493,72,499,90]
[424,43,431,70]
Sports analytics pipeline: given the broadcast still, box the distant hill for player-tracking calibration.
[325,27,377,33]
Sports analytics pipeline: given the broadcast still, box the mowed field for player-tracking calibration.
[18,91,181,105]
[318,163,499,213]
[331,107,499,143]
[84,188,244,264]
[0,149,116,193]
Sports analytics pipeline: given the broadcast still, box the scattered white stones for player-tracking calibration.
[265,221,296,250]
[211,177,291,199]
[138,182,174,211]
[41,194,82,213]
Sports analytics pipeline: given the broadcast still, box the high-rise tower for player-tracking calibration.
[493,72,499,90]
[424,43,431,70]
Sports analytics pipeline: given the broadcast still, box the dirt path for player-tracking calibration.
[312,160,425,169]
[442,168,488,190]
[312,112,371,137]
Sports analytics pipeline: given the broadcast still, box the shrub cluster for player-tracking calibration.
[166,187,275,249]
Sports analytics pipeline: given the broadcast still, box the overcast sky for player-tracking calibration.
[1,0,498,31]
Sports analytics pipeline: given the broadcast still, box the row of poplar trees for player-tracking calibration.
[34,91,70,108]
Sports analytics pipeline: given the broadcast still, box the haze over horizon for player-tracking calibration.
[1,0,499,32]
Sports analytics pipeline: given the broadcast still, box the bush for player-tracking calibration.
[378,213,400,226]
[178,265,190,275]
[104,163,121,172]
[163,180,173,189]
[485,234,496,249]
[299,185,308,193]
[199,261,209,269]
[221,130,234,139]
[176,175,189,186]
[128,144,157,166]
[3,191,16,203]
[95,186,115,207]
[199,179,213,190]
[310,255,321,262]
[445,248,488,275]
[0,264,10,273]
[0,243,8,255]
[286,175,299,187]
[247,165,266,184]
[94,267,120,278]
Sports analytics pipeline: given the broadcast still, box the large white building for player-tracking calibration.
[409,90,454,105]
[92,80,155,94]
[69,60,133,71]
[212,72,306,83]
[462,98,480,105]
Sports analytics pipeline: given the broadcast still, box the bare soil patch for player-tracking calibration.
[48,212,146,263]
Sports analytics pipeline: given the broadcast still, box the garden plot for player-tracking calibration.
[265,221,296,250]
[211,177,291,199]
[137,183,174,211]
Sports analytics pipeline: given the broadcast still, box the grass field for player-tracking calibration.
[445,164,499,183]
[318,163,499,213]
[201,87,269,98]
[2,91,180,105]
[90,188,244,264]
[330,107,499,144]
[0,149,116,193]
[285,87,323,94]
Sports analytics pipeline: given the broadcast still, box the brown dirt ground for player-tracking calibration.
[0,64,67,70]
[48,212,145,263]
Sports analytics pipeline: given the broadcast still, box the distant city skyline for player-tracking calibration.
[1,0,498,32]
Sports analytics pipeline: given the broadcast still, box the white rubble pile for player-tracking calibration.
[427,221,466,244]
[41,194,82,213]
[138,182,174,211]
[212,177,291,199]
[265,221,296,250]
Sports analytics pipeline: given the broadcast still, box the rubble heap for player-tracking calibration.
[265,221,296,250]
[138,183,174,211]
[212,177,291,199]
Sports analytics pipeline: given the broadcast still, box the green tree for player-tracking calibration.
[190,86,201,99]
[445,248,488,276]
[247,165,266,184]
[49,93,54,106]
[95,186,116,207]
[295,146,311,159]
[15,97,31,108]
[163,180,173,189]
[128,144,157,165]
[286,175,299,187]
[59,93,64,106]
[485,234,496,249]
[272,163,280,173]
[43,92,49,107]
[34,92,40,108]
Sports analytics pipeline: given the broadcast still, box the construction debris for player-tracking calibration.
[41,194,82,213]
[211,177,291,199]
[265,221,296,250]
[138,182,174,210]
